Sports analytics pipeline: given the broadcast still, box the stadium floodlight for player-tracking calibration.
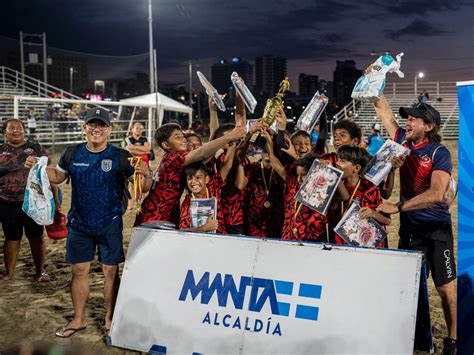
[414,72,425,95]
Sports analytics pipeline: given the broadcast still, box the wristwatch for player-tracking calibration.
[396,200,404,213]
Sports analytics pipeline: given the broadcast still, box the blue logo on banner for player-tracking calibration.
[178,270,323,336]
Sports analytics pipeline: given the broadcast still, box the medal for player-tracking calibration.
[261,161,274,208]
[293,227,298,235]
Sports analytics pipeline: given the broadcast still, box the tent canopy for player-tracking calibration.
[120,92,193,143]
[120,92,192,114]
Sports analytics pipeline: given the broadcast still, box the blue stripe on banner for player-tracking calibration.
[295,305,319,321]
[192,353,203,355]
[277,302,291,316]
[298,283,322,299]
[274,280,293,295]
[149,344,167,354]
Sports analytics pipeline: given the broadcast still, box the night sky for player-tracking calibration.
[1,0,473,91]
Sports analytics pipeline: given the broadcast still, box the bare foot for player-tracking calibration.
[35,272,51,283]
[0,274,13,285]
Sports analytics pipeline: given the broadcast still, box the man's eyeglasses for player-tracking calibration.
[85,123,110,131]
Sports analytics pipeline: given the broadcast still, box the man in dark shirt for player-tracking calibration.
[374,95,456,353]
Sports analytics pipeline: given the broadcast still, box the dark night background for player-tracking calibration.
[1,0,473,91]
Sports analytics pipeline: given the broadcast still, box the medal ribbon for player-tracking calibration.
[128,157,142,214]
[192,187,210,199]
[261,160,273,197]
[341,179,361,216]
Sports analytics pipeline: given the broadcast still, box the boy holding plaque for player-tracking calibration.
[262,129,327,242]
[335,145,391,246]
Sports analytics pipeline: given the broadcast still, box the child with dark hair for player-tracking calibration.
[290,130,312,159]
[263,130,327,242]
[322,119,362,165]
[335,145,391,246]
[135,122,245,227]
[185,132,203,151]
[179,163,226,233]
[207,93,248,235]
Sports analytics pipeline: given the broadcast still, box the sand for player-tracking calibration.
[0,143,458,354]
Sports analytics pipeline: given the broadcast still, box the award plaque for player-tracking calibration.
[296,91,329,132]
[231,72,257,113]
[196,71,226,112]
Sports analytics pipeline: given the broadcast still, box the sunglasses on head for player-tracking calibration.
[412,103,438,124]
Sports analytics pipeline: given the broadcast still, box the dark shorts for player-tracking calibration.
[0,202,44,241]
[226,224,244,235]
[399,223,456,286]
[66,217,124,265]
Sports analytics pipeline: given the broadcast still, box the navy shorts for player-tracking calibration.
[66,217,124,265]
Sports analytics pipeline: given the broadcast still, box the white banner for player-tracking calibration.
[110,228,422,354]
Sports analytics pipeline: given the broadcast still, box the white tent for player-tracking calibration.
[120,92,193,143]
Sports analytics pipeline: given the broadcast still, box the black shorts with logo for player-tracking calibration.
[399,222,456,286]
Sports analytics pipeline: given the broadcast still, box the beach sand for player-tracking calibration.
[0,143,458,354]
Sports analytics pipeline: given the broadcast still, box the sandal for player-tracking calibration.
[36,272,51,283]
[55,325,87,338]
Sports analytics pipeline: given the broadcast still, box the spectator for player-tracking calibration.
[1,118,60,284]
[418,90,430,104]
[366,123,385,156]
[43,103,54,121]
[25,107,38,140]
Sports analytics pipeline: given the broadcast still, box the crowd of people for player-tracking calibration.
[0,80,456,352]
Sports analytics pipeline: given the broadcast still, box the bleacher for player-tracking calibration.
[334,81,459,140]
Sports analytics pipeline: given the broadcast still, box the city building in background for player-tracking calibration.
[255,55,287,96]
[211,57,254,94]
[299,73,319,98]
[333,60,362,107]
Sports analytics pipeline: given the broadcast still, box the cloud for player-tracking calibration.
[371,0,474,16]
[385,19,448,40]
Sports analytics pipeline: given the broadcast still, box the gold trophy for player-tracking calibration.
[250,77,290,143]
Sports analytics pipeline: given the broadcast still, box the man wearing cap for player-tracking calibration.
[365,123,385,156]
[25,107,151,338]
[372,94,456,353]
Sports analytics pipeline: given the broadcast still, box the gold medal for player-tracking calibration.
[293,227,298,235]
[264,200,271,208]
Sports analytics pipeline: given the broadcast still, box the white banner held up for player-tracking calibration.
[110,228,422,354]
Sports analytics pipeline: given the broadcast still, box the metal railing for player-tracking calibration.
[0,66,84,100]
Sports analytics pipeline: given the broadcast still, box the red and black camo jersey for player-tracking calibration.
[179,173,226,234]
[135,151,189,226]
[320,152,338,166]
[214,153,246,228]
[282,167,327,242]
[334,178,386,247]
[244,162,285,238]
[0,142,47,203]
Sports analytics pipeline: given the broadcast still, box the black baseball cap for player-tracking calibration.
[84,107,111,125]
[399,103,441,126]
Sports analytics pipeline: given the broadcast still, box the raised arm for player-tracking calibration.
[373,94,399,139]
[263,129,285,180]
[208,97,219,140]
[185,126,246,166]
[220,143,236,183]
[235,91,246,129]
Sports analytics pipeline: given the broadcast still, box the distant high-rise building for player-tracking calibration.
[319,80,333,98]
[255,56,287,96]
[211,57,254,94]
[333,60,362,106]
[299,73,319,97]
